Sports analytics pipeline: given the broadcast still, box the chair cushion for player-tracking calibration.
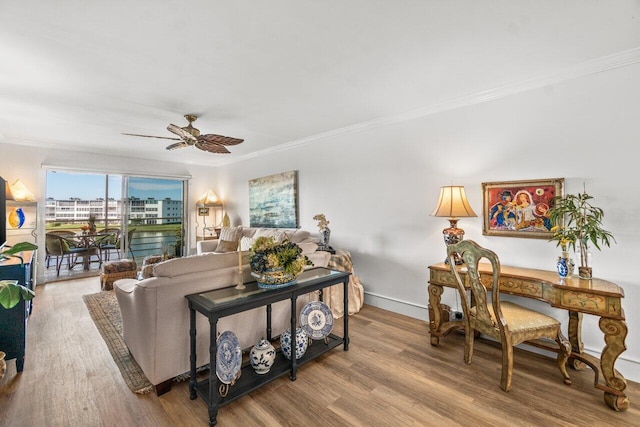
[476,301,560,333]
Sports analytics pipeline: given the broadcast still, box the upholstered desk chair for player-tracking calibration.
[447,240,572,391]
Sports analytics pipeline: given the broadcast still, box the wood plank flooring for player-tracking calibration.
[1,277,638,426]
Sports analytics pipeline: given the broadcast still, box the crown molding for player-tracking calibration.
[216,47,640,167]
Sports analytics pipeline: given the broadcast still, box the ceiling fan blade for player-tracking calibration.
[166,141,188,151]
[167,124,197,144]
[122,132,181,141]
[198,133,244,146]
[194,141,231,154]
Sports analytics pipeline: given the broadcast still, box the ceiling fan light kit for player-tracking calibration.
[123,114,243,154]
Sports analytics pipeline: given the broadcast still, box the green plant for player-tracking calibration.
[249,237,311,276]
[548,188,615,270]
[0,242,38,309]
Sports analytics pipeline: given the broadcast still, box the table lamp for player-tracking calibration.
[431,185,477,265]
[8,179,35,202]
[196,189,223,239]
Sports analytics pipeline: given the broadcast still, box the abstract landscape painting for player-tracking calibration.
[249,171,298,228]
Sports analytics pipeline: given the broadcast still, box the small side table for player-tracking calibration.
[100,259,137,291]
[325,249,364,318]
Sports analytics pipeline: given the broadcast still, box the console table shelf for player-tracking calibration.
[194,334,343,407]
[186,267,350,426]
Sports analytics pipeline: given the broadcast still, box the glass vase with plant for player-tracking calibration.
[548,187,615,279]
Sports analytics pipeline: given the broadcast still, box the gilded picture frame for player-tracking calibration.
[482,178,564,239]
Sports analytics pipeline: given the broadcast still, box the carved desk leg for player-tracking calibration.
[428,284,444,346]
[599,317,629,412]
[568,311,586,370]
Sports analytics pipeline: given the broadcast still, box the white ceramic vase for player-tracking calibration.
[249,339,276,374]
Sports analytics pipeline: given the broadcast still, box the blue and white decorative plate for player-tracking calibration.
[216,330,242,385]
[300,301,334,340]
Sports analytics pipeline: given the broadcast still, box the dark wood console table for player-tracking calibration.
[428,262,628,412]
[186,267,350,426]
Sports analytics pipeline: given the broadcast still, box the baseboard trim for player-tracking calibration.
[363,291,640,383]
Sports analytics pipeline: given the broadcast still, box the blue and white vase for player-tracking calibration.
[280,327,308,360]
[250,339,276,374]
[556,256,568,279]
[319,227,331,248]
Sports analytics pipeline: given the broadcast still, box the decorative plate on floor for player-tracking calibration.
[216,330,242,385]
[300,301,334,340]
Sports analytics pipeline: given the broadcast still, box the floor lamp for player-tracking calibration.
[431,185,477,265]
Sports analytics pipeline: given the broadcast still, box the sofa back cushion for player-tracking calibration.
[153,252,243,278]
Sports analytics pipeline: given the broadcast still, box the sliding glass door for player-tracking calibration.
[124,176,185,260]
[45,170,186,278]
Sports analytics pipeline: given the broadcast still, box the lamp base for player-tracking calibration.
[443,219,465,265]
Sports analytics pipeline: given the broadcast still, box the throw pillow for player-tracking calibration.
[215,239,239,253]
[218,226,242,243]
[240,236,255,251]
[253,228,288,242]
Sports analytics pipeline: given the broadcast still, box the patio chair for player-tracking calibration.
[96,228,121,262]
[115,228,137,262]
[45,233,91,276]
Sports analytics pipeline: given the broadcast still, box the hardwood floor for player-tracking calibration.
[1,277,638,426]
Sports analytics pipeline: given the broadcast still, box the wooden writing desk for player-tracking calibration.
[428,262,628,412]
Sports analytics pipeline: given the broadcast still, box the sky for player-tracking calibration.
[45,171,183,200]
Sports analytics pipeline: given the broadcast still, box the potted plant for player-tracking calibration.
[0,242,37,309]
[548,188,615,279]
[249,237,312,289]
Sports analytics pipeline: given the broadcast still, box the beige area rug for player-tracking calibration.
[82,290,154,394]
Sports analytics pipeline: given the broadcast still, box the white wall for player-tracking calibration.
[2,59,638,382]
[215,61,640,381]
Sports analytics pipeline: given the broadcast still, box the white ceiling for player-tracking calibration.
[1,1,639,167]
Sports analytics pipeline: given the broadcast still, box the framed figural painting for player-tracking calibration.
[482,178,564,239]
[249,170,299,228]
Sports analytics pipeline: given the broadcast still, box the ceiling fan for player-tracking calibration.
[122,114,243,154]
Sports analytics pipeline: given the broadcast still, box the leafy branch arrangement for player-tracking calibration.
[548,188,615,272]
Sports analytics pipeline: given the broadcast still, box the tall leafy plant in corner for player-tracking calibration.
[0,242,37,309]
[547,187,615,279]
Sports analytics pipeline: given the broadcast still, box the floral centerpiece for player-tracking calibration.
[249,236,312,289]
[548,187,615,279]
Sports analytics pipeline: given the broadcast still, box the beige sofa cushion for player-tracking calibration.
[153,252,243,278]
[298,242,318,255]
[239,236,255,251]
